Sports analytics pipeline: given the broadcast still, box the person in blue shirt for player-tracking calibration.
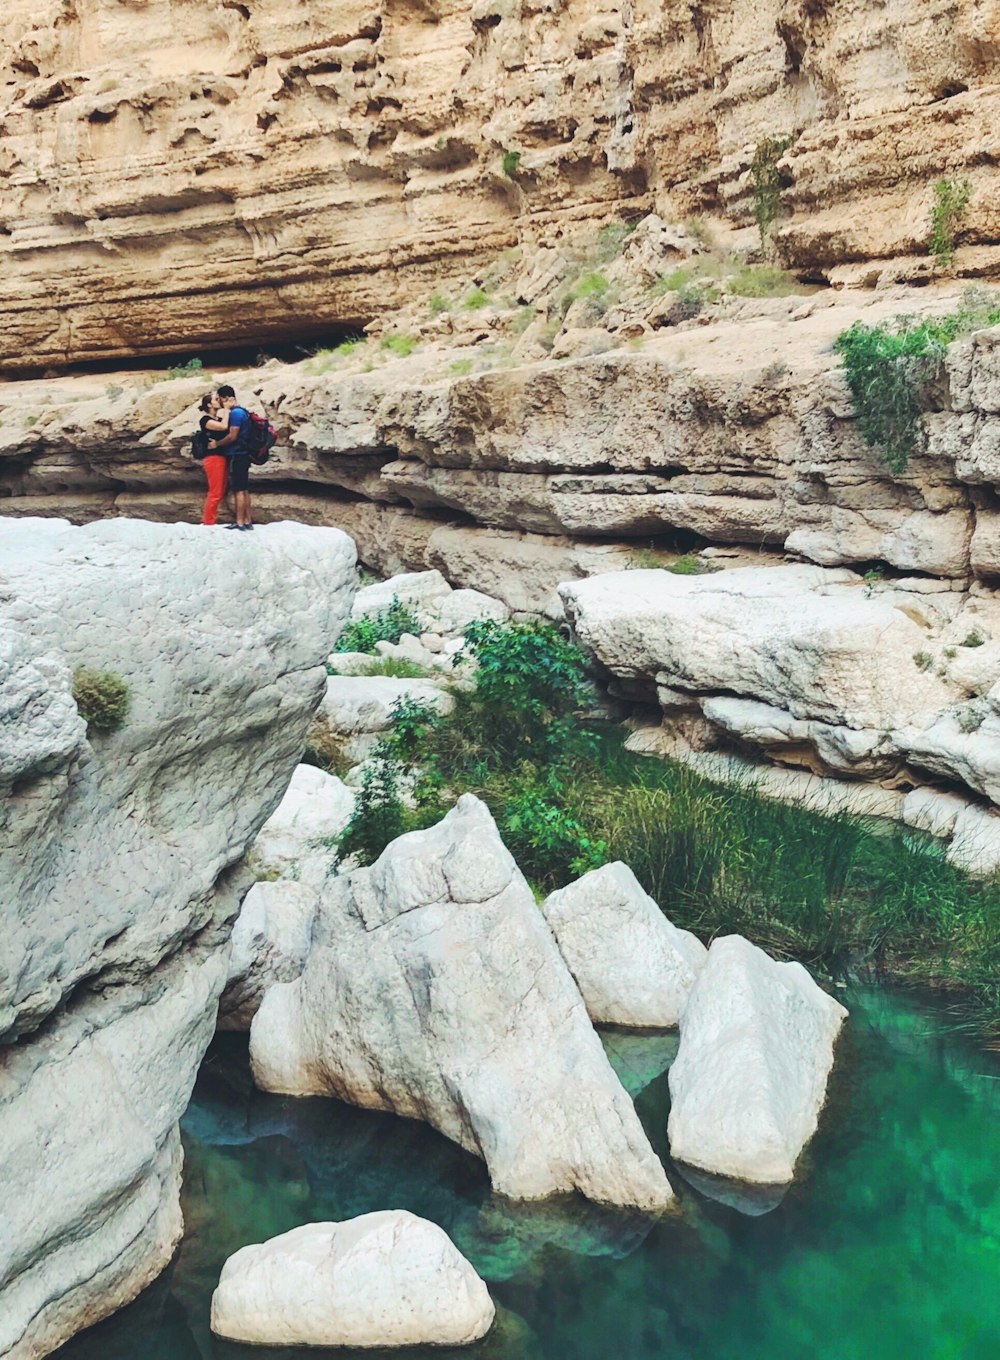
[208,385,254,531]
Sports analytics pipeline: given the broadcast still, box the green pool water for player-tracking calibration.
[61,986,1000,1360]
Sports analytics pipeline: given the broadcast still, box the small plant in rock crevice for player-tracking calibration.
[961,629,986,648]
[913,651,933,672]
[929,176,972,267]
[334,598,423,654]
[502,149,521,178]
[72,667,130,732]
[750,135,793,249]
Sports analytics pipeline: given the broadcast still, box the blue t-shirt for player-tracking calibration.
[226,406,252,456]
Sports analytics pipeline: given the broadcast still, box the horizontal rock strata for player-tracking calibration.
[0,518,356,1360]
[4,2,1000,368]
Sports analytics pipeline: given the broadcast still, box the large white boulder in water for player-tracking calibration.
[218,881,320,1031]
[0,517,356,1360]
[541,862,707,1027]
[250,795,672,1210]
[667,935,848,1185]
[210,1213,495,1348]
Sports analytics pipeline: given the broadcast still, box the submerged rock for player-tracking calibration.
[541,862,707,1027]
[0,517,357,1360]
[210,1212,494,1348]
[250,795,673,1210]
[218,882,319,1031]
[667,935,848,1185]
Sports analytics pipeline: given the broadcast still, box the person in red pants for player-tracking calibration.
[198,394,230,525]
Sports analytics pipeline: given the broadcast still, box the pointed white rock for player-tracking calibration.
[667,935,848,1184]
[541,861,707,1027]
[250,795,673,1210]
[210,1212,495,1347]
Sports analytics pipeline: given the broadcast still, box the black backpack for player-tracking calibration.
[191,428,210,460]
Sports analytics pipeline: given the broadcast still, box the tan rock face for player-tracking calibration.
[3,0,1000,370]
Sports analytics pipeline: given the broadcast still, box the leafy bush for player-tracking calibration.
[449,358,474,376]
[750,136,792,247]
[463,288,492,310]
[428,293,449,315]
[835,292,1000,472]
[930,177,971,267]
[502,150,521,178]
[72,667,130,732]
[166,357,204,381]
[669,552,712,576]
[459,619,594,767]
[357,657,430,679]
[913,650,933,672]
[961,629,985,648]
[335,754,410,867]
[334,598,423,654]
[574,271,610,299]
[595,221,637,262]
[499,783,607,890]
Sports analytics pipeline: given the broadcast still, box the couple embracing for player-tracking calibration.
[198,384,255,530]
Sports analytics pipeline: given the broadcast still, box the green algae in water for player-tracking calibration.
[60,987,1000,1360]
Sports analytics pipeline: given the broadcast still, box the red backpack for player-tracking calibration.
[246,411,277,464]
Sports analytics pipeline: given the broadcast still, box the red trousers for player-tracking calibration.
[202,455,229,525]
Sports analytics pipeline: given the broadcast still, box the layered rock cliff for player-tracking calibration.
[3,0,1000,370]
[0,519,356,1360]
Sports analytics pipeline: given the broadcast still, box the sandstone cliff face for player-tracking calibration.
[0,519,356,1360]
[3,0,999,370]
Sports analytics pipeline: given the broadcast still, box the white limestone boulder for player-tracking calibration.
[667,936,848,1185]
[559,566,952,731]
[218,882,320,1031]
[248,764,355,891]
[541,862,707,1027]
[313,675,455,738]
[250,795,673,1210]
[434,588,510,636]
[352,570,452,627]
[0,517,357,1360]
[210,1213,494,1348]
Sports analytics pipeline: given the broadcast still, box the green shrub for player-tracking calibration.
[449,358,474,376]
[834,318,952,473]
[166,357,204,381]
[669,552,713,576]
[726,264,804,298]
[335,753,410,867]
[499,782,607,890]
[459,619,594,767]
[595,221,637,263]
[357,657,430,679]
[334,598,423,653]
[502,149,521,178]
[961,629,986,648]
[512,306,535,334]
[929,177,971,267]
[428,293,449,315]
[380,334,417,358]
[462,288,492,310]
[750,136,792,247]
[72,667,130,732]
[574,271,609,299]
[913,650,933,671]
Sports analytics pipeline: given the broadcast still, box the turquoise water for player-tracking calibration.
[62,987,1000,1360]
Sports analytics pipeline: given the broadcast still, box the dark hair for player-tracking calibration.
[217,384,236,400]
[198,393,214,413]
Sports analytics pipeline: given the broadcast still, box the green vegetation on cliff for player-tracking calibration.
[835,287,1000,473]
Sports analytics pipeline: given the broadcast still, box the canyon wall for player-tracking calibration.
[3,0,1000,370]
[0,519,356,1360]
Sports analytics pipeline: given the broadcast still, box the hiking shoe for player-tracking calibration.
[239,524,255,531]
[225,523,241,530]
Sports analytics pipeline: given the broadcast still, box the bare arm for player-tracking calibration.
[209,424,238,450]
